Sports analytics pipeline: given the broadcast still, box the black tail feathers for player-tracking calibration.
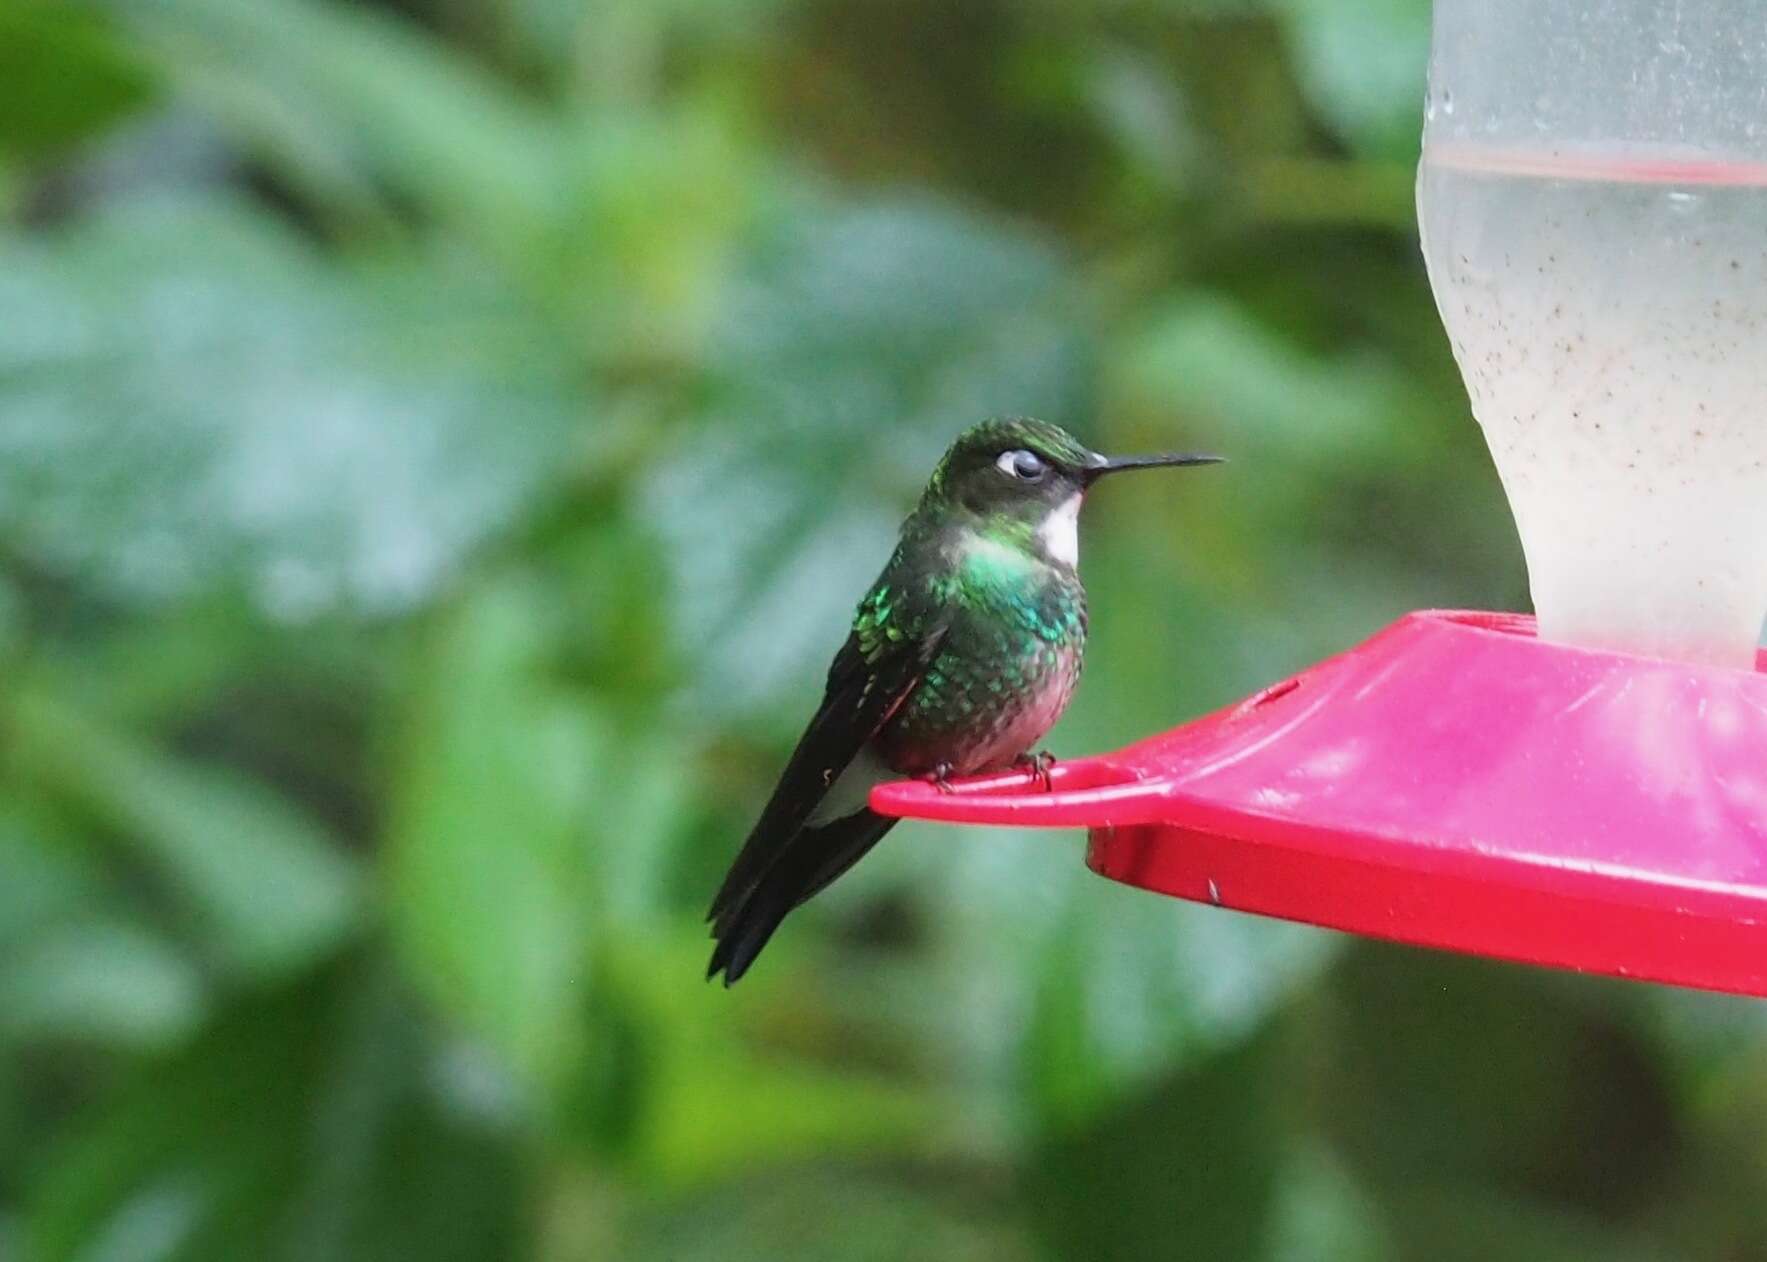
[707,810,895,985]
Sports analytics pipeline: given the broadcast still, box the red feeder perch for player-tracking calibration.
[874,3,1767,997]
[873,612,1767,996]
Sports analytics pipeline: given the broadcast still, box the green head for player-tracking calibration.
[920,417,1221,566]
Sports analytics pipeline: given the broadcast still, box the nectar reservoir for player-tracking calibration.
[1418,1,1767,668]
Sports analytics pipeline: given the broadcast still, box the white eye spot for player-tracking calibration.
[996,449,1047,481]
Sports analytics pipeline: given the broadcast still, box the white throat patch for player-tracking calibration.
[1037,494,1082,567]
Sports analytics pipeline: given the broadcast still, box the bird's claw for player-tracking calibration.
[926,763,958,795]
[1015,750,1057,793]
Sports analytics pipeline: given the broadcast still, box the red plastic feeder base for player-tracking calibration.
[870,611,1767,997]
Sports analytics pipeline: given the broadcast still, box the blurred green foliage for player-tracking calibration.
[2,0,1766,1259]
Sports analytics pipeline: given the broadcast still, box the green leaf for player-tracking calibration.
[25,962,523,1262]
[1379,1186,1673,1262]
[594,931,941,1186]
[384,579,597,1093]
[1025,1021,1285,1262]
[0,807,206,1050]
[927,829,1337,1131]
[622,1163,1036,1262]
[0,806,103,951]
[0,921,204,1050]
[1318,946,1678,1216]
[0,8,155,159]
[1269,1143,1396,1262]
[0,193,581,616]
[12,692,361,979]
[1276,0,1431,161]
[99,0,560,236]
[1082,45,1203,192]
[1116,292,1425,464]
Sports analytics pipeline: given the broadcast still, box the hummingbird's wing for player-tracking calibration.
[706,609,948,936]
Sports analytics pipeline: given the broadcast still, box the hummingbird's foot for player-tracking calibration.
[926,763,958,794]
[1015,750,1057,792]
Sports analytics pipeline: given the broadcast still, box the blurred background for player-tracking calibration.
[3,0,1766,1259]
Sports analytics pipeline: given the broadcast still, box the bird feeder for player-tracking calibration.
[872,0,1767,997]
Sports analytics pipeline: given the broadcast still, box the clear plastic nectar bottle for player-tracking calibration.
[1419,1,1767,667]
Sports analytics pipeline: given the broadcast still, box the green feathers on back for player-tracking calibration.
[854,581,911,661]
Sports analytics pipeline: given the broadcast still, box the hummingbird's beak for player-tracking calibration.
[1082,451,1224,485]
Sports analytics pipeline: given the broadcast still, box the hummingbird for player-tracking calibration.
[707,417,1221,984]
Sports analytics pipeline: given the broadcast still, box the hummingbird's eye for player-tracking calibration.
[996,449,1048,482]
